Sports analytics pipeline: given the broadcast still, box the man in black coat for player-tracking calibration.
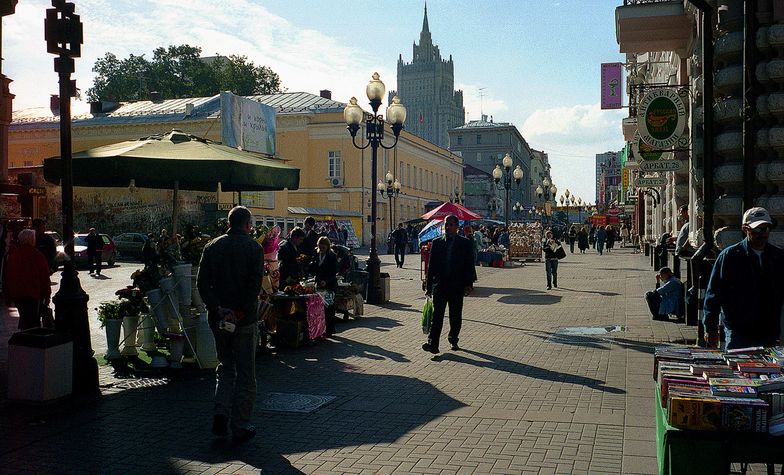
[422,214,476,354]
[85,227,104,275]
[391,222,408,268]
[302,216,318,258]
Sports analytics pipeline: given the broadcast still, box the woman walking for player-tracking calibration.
[542,230,562,290]
[606,226,616,252]
[577,226,589,254]
[596,225,607,255]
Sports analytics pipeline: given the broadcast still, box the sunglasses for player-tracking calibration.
[750,225,771,234]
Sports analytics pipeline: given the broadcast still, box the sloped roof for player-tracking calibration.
[11,91,346,128]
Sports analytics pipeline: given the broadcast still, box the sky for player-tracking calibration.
[4,0,627,202]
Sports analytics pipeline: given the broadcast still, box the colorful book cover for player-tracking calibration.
[710,385,758,398]
[668,396,721,431]
[708,377,756,386]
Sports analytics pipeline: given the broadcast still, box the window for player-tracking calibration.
[497,134,502,144]
[407,164,411,187]
[476,134,481,144]
[328,151,341,178]
[430,171,433,192]
[383,149,389,177]
[457,135,463,145]
[419,169,423,190]
[413,166,417,189]
[399,162,404,186]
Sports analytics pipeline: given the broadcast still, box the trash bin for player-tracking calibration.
[348,270,369,301]
[8,327,73,401]
[379,272,391,303]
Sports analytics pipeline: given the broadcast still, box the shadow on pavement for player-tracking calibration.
[379,301,420,315]
[339,314,404,333]
[556,286,620,296]
[436,348,625,394]
[471,286,562,305]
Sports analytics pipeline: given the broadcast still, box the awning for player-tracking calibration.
[287,207,361,218]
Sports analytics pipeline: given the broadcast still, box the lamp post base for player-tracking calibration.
[365,255,383,305]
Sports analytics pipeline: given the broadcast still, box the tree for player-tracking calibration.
[86,45,282,102]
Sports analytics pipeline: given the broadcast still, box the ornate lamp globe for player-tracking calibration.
[385,170,393,185]
[565,189,571,199]
[366,72,385,102]
[492,165,503,182]
[513,165,523,182]
[542,177,551,187]
[535,185,544,195]
[550,184,557,196]
[376,180,385,193]
[386,96,407,125]
[559,195,565,205]
[502,153,513,169]
[344,97,363,125]
[393,179,401,192]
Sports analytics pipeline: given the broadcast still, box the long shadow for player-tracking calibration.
[379,301,420,315]
[557,286,620,296]
[339,314,405,333]
[471,286,562,305]
[437,348,625,394]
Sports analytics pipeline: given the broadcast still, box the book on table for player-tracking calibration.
[710,385,758,398]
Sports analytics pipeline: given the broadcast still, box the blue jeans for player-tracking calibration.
[212,322,258,433]
[545,259,558,288]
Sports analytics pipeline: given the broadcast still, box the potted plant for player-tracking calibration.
[97,300,124,360]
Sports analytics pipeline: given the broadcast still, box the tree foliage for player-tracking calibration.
[86,44,282,102]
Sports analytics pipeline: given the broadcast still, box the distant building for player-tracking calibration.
[529,149,552,205]
[448,114,534,218]
[388,4,464,149]
[596,151,621,207]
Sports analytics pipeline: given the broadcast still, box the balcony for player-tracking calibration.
[616,1,692,54]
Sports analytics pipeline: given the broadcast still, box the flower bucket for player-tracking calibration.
[150,354,168,368]
[159,276,175,295]
[120,315,140,356]
[172,263,193,306]
[139,313,157,352]
[168,333,186,369]
[104,319,122,360]
[195,318,218,369]
[145,289,168,335]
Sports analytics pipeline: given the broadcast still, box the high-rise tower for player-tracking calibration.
[389,5,465,148]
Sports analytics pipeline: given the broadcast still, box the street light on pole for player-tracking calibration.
[492,152,523,229]
[378,169,401,242]
[344,72,406,304]
[512,201,523,222]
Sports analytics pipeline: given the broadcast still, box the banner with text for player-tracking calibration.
[220,91,277,155]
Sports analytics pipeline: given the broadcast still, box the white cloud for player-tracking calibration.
[5,0,396,111]
[520,103,626,202]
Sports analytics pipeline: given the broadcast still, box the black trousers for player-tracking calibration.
[394,244,406,267]
[645,291,666,319]
[428,289,463,348]
[88,251,102,274]
[15,297,41,330]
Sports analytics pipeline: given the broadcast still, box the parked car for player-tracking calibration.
[56,233,117,267]
[113,232,149,261]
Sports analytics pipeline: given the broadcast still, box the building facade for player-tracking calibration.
[448,114,534,218]
[595,151,621,207]
[7,90,463,244]
[389,5,464,149]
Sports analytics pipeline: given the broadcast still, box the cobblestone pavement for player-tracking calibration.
[0,246,759,474]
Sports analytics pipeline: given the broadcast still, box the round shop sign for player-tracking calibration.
[637,88,688,149]
[632,131,665,162]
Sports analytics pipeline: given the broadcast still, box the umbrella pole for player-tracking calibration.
[172,180,179,237]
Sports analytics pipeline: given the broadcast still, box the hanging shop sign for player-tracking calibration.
[637,88,689,149]
[631,131,665,162]
[639,160,684,172]
[636,177,667,187]
[601,63,623,110]
[621,168,629,194]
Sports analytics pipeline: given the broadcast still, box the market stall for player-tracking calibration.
[265,285,326,348]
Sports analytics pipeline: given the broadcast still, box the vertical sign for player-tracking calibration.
[601,63,623,110]
[220,91,277,155]
[621,168,629,199]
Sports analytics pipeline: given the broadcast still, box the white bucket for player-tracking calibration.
[195,319,219,369]
[145,289,168,335]
[172,264,193,306]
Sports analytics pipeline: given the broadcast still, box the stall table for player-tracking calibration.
[266,293,326,348]
[655,386,784,475]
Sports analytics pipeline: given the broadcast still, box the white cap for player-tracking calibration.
[742,207,773,229]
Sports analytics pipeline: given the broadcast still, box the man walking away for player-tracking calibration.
[85,227,104,275]
[391,223,408,268]
[197,206,264,443]
[703,207,784,350]
[422,214,476,354]
[567,225,577,254]
[645,267,683,321]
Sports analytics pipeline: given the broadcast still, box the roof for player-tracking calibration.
[453,118,512,130]
[287,207,361,218]
[464,164,491,177]
[11,91,347,128]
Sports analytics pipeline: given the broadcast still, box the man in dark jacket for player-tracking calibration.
[391,223,408,268]
[85,227,104,275]
[197,206,264,443]
[703,207,784,349]
[422,214,476,354]
[278,228,306,286]
[303,216,318,258]
[32,219,57,273]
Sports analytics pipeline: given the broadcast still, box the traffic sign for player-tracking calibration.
[639,160,683,172]
[636,177,667,187]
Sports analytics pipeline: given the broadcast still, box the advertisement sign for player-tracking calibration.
[621,168,629,195]
[639,160,683,172]
[220,91,277,155]
[601,63,623,109]
[592,215,607,226]
[632,131,665,162]
[637,88,688,149]
[636,177,667,187]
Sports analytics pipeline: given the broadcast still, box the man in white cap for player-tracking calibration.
[703,207,784,349]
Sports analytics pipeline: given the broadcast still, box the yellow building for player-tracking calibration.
[9,91,463,244]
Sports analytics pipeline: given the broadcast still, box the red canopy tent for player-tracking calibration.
[421,202,482,221]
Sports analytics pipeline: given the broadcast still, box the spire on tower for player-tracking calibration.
[422,2,430,34]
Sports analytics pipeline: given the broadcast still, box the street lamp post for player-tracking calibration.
[512,201,523,223]
[491,153,523,229]
[535,177,557,228]
[378,170,401,245]
[344,72,406,304]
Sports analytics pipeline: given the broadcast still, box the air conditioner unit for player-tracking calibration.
[330,177,344,187]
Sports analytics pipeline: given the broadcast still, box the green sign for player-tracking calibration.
[637,88,688,149]
[632,131,664,162]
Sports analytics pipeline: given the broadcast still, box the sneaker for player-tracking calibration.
[546,286,552,290]
[450,343,460,351]
[212,414,228,436]
[232,425,257,443]
[422,342,439,354]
